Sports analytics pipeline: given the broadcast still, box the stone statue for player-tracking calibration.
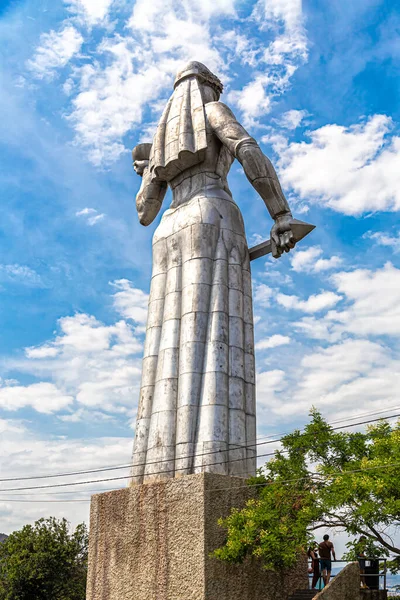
[130,61,301,485]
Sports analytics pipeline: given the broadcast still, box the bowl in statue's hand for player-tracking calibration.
[132,143,152,162]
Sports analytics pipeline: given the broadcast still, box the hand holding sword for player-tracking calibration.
[249,214,315,261]
[132,144,315,258]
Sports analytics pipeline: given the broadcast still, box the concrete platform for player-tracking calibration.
[86,473,307,600]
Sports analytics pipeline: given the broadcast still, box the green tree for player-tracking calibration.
[0,517,88,600]
[214,410,400,572]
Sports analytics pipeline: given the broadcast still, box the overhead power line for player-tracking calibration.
[1,409,400,495]
[254,405,400,443]
[1,459,399,503]
[0,406,397,501]
[330,405,400,423]
[0,409,398,487]
[0,450,274,492]
[0,498,89,503]
[207,459,400,495]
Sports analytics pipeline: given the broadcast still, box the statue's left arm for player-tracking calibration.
[206,101,295,257]
[133,160,168,226]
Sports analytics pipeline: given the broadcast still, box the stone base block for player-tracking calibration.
[86,473,307,600]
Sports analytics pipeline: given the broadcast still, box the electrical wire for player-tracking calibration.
[0,450,272,492]
[1,459,399,503]
[252,405,400,442]
[0,409,398,486]
[1,409,399,495]
[0,411,398,492]
[329,405,400,423]
[0,498,90,504]
[206,459,400,495]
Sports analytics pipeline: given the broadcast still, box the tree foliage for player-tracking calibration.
[214,410,400,571]
[0,517,88,600]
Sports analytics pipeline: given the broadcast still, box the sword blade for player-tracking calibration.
[249,218,316,262]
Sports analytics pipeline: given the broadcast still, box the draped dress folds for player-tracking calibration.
[131,102,258,484]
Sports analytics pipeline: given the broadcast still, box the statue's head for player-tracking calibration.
[174,61,223,103]
[146,61,223,181]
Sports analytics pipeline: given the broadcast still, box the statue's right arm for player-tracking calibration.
[135,166,168,226]
[205,102,291,221]
[206,101,298,257]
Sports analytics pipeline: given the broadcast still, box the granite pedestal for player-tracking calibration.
[86,473,307,600]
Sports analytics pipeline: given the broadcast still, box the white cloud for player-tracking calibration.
[256,0,303,30]
[275,115,400,215]
[76,208,95,215]
[110,279,149,328]
[256,0,307,65]
[138,121,159,144]
[298,339,385,397]
[64,0,115,27]
[27,26,83,80]
[254,283,274,307]
[290,246,321,271]
[68,38,173,165]
[270,339,399,420]
[300,340,386,397]
[0,419,132,532]
[277,109,307,130]
[0,264,43,287]
[67,0,236,165]
[365,231,400,253]
[217,30,259,67]
[129,0,235,31]
[290,246,342,273]
[87,214,105,225]
[0,382,73,414]
[26,346,59,359]
[261,131,289,153]
[256,369,287,408]
[256,334,291,350]
[16,313,142,412]
[313,256,343,272]
[75,207,105,225]
[229,0,307,124]
[59,407,116,423]
[63,0,308,163]
[293,316,334,341]
[228,74,272,123]
[328,262,400,337]
[249,232,265,246]
[5,281,148,414]
[277,290,342,313]
[260,266,293,285]
[143,20,221,68]
[294,262,400,341]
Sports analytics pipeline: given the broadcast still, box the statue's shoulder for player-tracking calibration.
[205,101,237,128]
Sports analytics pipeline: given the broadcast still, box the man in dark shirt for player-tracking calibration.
[318,534,336,585]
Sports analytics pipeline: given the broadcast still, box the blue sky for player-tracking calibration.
[0,0,399,545]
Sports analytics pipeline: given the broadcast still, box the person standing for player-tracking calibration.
[319,534,336,585]
[355,536,369,589]
[307,545,321,589]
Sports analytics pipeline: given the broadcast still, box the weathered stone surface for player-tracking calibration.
[360,591,387,600]
[86,473,308,600]
[315,562,361,600]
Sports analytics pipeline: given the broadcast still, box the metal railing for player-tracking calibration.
[308,558,388,591]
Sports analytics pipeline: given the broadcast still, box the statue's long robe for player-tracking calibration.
[131,100,288,484]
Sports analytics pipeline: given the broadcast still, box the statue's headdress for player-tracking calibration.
[148,62,223,182]
[174,61,223,95]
